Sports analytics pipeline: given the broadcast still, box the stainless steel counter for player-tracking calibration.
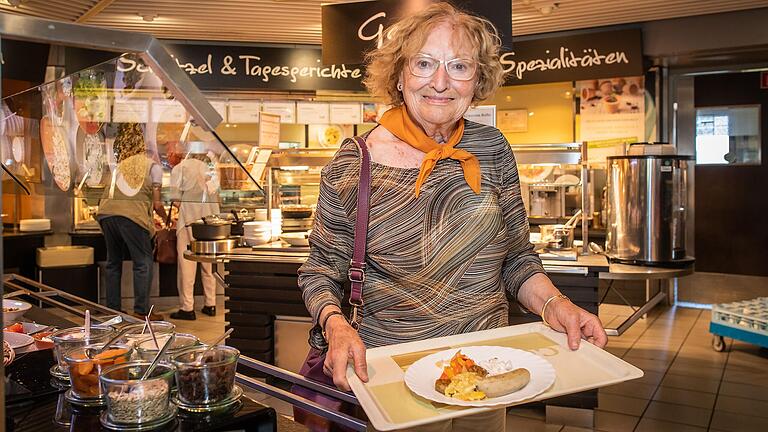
[185,242,614,274]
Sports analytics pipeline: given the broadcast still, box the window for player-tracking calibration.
[695,106,761,165]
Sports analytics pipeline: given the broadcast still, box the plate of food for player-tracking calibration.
[3,331,34,350]
[403,346,556,407]
[317,125,344,148]
[517,165,553,184]
[3,299,31,325]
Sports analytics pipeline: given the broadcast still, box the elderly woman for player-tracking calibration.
[299,4,606,430]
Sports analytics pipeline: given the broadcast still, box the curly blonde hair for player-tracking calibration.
[362,2,506,106]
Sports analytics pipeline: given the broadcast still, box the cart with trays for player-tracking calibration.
[710,297,768,351]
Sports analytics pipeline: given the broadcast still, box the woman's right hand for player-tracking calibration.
[322,315,368,391]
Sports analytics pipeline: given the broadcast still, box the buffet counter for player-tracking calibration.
[184,244,614,414]
[2,276,312,432]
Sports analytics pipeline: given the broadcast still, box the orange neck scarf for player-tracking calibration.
[378,105,481,197]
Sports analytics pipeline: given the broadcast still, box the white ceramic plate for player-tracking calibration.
[403,346,556,407]
[554,174,580,185]
[12,136,24,163]
[3,299,31,325]
[517,165,554,184]
[280,232,310,247]
[317,125,344,148]
[3,331,35,349]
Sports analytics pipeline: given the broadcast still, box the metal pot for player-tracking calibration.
[540,224,574,250]
[226,209,255,237]
[188,215,232,241]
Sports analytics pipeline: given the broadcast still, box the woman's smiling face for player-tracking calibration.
[400,21,478,137]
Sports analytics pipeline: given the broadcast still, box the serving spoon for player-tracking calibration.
[140,334,176,380]
[193,328,233,366]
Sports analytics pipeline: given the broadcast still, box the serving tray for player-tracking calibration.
[346,322,643,431]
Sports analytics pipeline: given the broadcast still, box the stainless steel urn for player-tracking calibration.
[605,155,694,266]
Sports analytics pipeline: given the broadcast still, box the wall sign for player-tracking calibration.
[261,101,296,124]
[464,105,496,127]
[296,102,330,124]
[330,102,362,124]
[112,99,150,123]
[208,100,228,122]
[498,109,528,133]
[228,100,261,123]
[151,99,187,123]
[321,0,512,65]
[115,44,365,92]
[501,29,643,85]
[258,112,281,150]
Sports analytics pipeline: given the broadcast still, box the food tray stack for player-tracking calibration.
[710,297,768,350]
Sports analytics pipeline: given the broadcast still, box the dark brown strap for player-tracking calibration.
[348,136,371,329]
[165,201,174,227]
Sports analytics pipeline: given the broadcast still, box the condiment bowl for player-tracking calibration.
[135,333,200,362]
[117,321,176,347]
[50,325,115,376]
[171,345,239,406]
[100,361,175,425]
[64,343,132,400]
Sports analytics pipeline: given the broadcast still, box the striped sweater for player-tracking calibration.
[298,120,544,348]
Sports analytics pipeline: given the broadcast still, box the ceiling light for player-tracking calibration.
[4,0,27,7]
[138,13,158,22]
[539,2,560,15]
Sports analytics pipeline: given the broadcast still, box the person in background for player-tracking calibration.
[169,141,221,320]
[97,122,166,321]
[298,4,607,431]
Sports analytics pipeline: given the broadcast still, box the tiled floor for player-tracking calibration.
[166,298,768,432]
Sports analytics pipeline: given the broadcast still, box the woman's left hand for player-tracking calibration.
[543,298,608,350]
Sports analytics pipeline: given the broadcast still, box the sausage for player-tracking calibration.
[476,368,530,398]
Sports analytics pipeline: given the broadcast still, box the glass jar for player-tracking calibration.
[64,343,132,400]
[172,345,239,406]
[135,333,200,362]
[100,361,175,425]
[50,326,114,376]
[117,321,176,347]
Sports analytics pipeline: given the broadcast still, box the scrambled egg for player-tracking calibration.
[443,372,486,401]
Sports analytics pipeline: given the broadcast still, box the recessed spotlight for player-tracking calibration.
[138,13,158,22]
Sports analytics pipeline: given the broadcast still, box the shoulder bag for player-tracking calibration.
[154,204,177,264]
[292,136,371,431]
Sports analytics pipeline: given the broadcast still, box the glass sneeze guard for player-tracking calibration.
[1,54,264,230]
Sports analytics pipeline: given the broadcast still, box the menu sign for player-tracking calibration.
[112,99,149,123]
[228,100,261,123]
[321,0,512,65]
[296,102,330,124]
[502,29,643,85]
[151,99,187,123]
[329,103,362,124]
[258,112,281,150]
[121,44,366,92]
[209,100,228,122]
[261,101,296,124]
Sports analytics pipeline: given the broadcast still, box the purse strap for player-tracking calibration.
[165,201,174,228]
[348,136,371,330]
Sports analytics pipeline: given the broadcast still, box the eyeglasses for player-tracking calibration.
[407,53,478,81]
